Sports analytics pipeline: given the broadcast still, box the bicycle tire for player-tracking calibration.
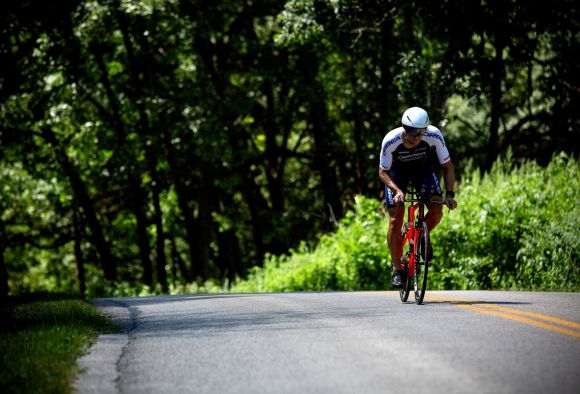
[399,223,411,302]
[414,222,429,304]
[399,254,411,302]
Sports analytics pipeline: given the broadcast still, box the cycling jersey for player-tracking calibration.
[380,125,451,208]
[379,125,450,173]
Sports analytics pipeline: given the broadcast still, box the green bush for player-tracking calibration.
[232,153,579,292]
[232,195,389,292]
[430,152,579,290]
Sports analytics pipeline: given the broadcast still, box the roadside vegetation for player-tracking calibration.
[231,154,579,292]
[1,1,577,391]
[0,154,576,393]
[2,1,577,299]
[0,294,116,394]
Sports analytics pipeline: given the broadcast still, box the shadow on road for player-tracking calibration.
[95,293,396,337]
[94,293,264,307]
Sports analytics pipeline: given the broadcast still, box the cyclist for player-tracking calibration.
[378,107,458,289]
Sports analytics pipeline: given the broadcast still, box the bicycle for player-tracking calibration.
[398,191,447,305]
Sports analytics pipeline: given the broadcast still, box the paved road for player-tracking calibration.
[75,291,580,394]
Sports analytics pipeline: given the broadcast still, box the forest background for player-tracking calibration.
[0,0,578,298]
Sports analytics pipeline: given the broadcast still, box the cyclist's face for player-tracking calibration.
[403,128,426,147]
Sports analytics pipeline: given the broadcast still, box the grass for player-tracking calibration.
[0,294,116,394]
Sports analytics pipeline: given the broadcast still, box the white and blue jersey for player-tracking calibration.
[379,125,451,207]
[379,125,450,172]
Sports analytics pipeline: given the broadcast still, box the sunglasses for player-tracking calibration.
[407,128,426,138]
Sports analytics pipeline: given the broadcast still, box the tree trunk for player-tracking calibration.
[58,16,119,281]
[72,206,86,297]
[216,228,242,283]
[214,192,243,280]
[192,30,269,264]
[240,171,266,262]
[131,180,154,285]
[196,164,215,278]
[112,7,161,285]
[264,78,285,214]
[350,61,366,195]
[380,23,396,127]
[301,48,342,224]
[487,38,506,169]
[263,78,287,255]
[151,172,168,292]
[0,213,8,300]
[41,127,117,281]
[160,128,202,279]
[119,8,204,280]
[171,238,191,283]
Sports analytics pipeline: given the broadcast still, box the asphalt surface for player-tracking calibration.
[74,291,580,394]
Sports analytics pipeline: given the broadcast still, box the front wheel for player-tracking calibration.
[414,222,430,304]
[399,254,411,302]
[399,222,413,302]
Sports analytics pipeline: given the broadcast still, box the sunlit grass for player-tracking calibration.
[0,296,116,394]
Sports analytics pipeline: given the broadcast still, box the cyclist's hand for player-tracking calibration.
[445,197,458,210]
[394,190,405,206]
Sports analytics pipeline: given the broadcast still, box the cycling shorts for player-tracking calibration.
[384,168,442,209]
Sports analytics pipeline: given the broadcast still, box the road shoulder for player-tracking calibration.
[74,299,134,394]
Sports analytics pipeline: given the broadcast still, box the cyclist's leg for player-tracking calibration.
[410,170,441,263]
[385,171,407,271]
[418,170,443,232]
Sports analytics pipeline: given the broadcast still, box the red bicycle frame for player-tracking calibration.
[399,200,425,277]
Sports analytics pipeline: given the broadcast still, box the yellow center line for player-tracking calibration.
[475,303,580,330]
[427,294,580,339]
[456,304,580,339]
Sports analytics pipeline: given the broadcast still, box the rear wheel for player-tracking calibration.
[414,223,429,304]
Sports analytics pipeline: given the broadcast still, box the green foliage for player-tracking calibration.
[430,152,579,291]
[0,296,116,394]
[0,161,79,295]
[233,154,580,292]
[275,0,326,47]
[1,0,578,296]
[516,218,580,291]
[232,195,389,292]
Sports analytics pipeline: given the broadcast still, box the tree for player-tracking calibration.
[0,0,577,296]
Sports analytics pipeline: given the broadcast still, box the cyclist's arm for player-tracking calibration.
[441,161,458,209]
[441,160,455,195]
[379,168,400,193]
[379,168,404,204]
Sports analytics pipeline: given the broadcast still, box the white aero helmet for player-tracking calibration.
[402,107,429,129]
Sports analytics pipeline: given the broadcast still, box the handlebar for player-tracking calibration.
[398,196,453,210]
[402,198,447,204]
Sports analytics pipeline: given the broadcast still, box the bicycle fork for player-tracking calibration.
[401,204,420,276]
